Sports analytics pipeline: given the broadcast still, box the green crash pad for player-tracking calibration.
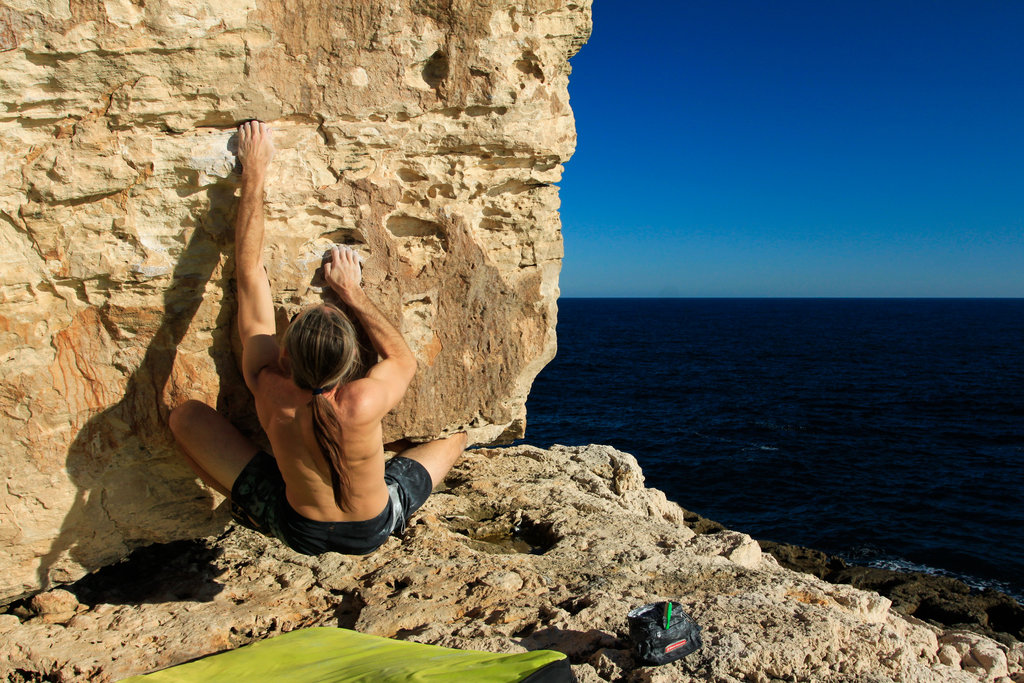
[125,626,574,682]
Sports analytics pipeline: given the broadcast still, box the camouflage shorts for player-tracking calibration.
[230,451,432,555]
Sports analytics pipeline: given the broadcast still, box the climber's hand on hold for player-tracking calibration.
[324,246,363,304]
[236,120,275,179]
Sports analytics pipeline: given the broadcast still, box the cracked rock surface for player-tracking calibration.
[0,0,591,601]
[2,445,1020,682]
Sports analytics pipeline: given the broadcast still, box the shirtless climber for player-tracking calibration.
[168,121,467,555]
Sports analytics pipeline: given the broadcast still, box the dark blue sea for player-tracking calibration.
[520,298,1024,601]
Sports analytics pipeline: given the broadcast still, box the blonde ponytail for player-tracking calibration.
[282,305,363,509]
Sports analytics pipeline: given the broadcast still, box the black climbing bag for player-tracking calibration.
[627,601,703,666]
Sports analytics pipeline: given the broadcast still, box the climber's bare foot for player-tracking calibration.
[236,120,274,179]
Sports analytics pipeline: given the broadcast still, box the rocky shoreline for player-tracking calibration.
[3,444,1022,682]
[680,512,1024,648]
[760,541,1024,648]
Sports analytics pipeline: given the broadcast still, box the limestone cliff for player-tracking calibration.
[0,0,591,602]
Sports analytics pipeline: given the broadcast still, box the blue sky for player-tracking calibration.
[558,1,1024,297]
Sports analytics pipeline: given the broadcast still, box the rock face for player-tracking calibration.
[0,0,591,602]
[1,445,1020,682]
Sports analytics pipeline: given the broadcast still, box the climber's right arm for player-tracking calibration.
[234,121,278,390]
[324,246,416,413]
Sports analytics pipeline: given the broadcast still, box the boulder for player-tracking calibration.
[0,0,591,602]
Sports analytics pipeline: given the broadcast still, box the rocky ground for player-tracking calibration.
[3,444,1022,682]
[679,515,1024,648]
[759,541,1024,648]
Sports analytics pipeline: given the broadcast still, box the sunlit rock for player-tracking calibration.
[0,0,592,602]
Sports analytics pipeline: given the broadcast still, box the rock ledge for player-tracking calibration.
[3,444,1021,682]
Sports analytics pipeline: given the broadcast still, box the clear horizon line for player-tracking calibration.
[558,295,1024,300]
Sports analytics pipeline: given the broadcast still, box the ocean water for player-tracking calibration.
[520,298,1024,601]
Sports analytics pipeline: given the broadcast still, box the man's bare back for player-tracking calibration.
[251,366,388,522]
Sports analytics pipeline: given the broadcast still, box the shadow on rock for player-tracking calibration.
[37,179,247,596]
[68,537,225,605]
[519,626,621,661]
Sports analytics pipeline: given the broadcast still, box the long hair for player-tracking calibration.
[281,304,363,510]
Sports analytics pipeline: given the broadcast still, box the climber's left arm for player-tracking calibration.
[233,121,278,391]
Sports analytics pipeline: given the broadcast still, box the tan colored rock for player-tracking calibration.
[0,614,21,633]
[0,444,1018,682]
[942,631,1012,680]
[30,588,79,623]
[685,529,763,570]
[1010,642,1024,671]
[0,0,592,602]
